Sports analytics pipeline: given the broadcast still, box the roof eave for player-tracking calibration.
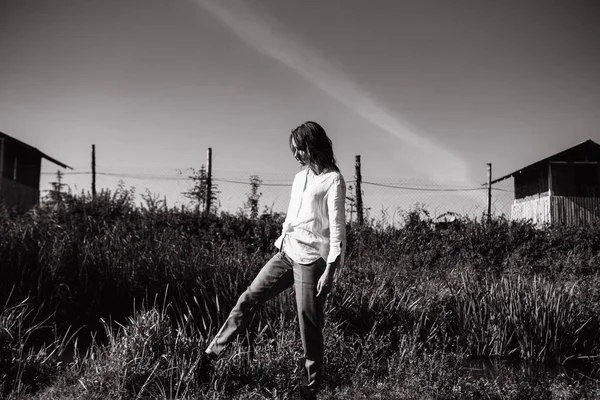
[40,152,73,170]
[0,132,73,170]
[491,139,599,185]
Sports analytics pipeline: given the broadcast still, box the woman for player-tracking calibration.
[204,121,346,399]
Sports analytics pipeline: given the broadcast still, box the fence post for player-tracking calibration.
[205,147,212,215]
[487,163,492,220]
[355,155,364,225]
[92,144,96,199]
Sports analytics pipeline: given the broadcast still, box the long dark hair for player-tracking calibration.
[289,121,339,172]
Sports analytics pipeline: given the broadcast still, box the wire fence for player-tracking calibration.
[40,160,516,225]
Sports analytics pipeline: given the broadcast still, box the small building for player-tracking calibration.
[433,211,461,230]
[492,139,600,225]
[0,132,72,212]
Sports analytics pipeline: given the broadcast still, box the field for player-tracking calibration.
[2,189,600,399]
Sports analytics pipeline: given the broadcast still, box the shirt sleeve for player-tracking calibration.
[283,172,302,229]
[275,172,301,250]
[326,174,346,265]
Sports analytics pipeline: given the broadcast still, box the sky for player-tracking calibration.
[1,0,599,218]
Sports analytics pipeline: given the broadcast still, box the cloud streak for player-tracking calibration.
[193,0,472,183]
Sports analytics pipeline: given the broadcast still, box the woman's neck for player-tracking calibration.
[308,165,325,175]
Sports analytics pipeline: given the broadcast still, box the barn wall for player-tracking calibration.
[2,139,42,187]
[511,196,551,224]
[1,140,11,179]
[0,177,39,211]
[551,163,600,197]
[0,139,4,181]
[511,195,600,225]
[514,165,548,200]
[551,196,600,225]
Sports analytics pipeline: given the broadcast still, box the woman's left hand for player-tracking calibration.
[317,266,335,297]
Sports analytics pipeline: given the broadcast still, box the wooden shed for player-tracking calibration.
[492,140,600,225]
[0,132,72,212]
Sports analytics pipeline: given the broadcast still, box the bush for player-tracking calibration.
[3,193,600,398]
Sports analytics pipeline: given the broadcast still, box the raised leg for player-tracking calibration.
[206,252,294,355]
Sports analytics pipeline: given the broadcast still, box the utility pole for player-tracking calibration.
[92,144,96,199]
[355,155,364,225]
[487,163,492,220]
[205,147,212,215]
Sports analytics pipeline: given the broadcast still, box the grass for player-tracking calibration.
[2,192,600,398]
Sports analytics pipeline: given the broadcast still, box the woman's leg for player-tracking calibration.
[206,252,294,355]
[293,258,327,399]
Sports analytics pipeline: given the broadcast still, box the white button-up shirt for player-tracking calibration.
[274,168,346,266]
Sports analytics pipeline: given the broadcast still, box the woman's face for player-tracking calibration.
[291,137,309,167]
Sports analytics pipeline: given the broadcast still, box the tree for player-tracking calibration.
[180,165,219,214]
[140,188,166,212]
[44,170,67,208]
[345,184,370,224]
[346,184,356,223]
[244,175,262,219]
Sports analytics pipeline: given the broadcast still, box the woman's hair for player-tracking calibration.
[289,121,339,172]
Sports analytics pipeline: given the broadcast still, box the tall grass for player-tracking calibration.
[450,274,592,361]
[2,193,600,398]
[0,296,74,396]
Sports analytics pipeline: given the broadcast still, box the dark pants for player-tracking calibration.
[206,251,327,397]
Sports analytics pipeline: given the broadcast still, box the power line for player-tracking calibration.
[98,172,188,181]
[41,171,91,176]
[491,188,515,193]
[42,171,189,180]
[214,178,291,187]
[362,181,485,192]
[40,170,514,193]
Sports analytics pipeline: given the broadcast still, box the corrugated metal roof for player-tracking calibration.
[491,139,600,184]
[0,132,73,170]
